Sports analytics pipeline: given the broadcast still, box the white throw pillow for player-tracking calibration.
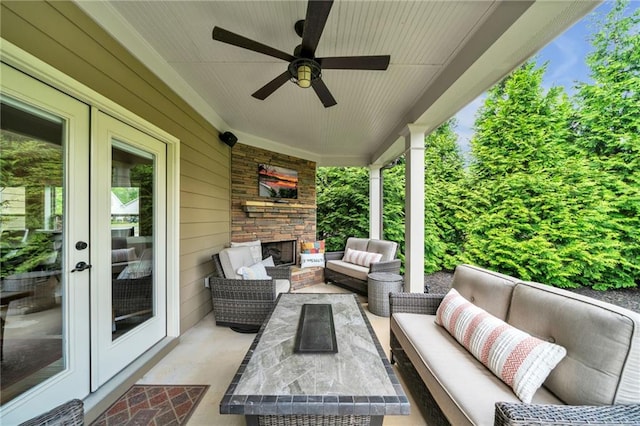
[260,256,275,267]
[435,288,567,403]
[230,240,262,264]
[237,262,271,280]
[343,248,382,267]
[300,253,325,268]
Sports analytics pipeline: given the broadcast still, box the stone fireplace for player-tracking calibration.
[230,144,317,263]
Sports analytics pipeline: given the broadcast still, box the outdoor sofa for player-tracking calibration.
[390,264,640,425]
[324,237,400,295]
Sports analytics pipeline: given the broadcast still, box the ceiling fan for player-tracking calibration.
[212,0,390,108]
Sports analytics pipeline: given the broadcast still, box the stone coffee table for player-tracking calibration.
[220,293,410,426]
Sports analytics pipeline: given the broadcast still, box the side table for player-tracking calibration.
[368,272,403,317]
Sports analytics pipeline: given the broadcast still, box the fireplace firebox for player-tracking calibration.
[262,240,297,266]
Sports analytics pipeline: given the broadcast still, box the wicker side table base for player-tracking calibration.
[367,272,403,317]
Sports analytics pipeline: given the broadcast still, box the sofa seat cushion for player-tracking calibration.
[391,313,562,426]
[325,259,369,281]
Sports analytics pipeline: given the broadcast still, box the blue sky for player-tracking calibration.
[454,1,623,156]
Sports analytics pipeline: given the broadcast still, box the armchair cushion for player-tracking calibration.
[219,246,256,279]
[230,240,262,264]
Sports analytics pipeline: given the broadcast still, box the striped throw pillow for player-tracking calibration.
[435,288,566,403]
[343,248,383,267]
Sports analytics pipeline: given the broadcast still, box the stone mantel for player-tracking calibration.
[240,200,315,209]
[240,200,316,218]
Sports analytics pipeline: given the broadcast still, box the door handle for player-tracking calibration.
[71,261,92,272]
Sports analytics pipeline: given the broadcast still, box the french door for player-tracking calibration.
[1,63,91,422]
[1,63,169,422]
[91,112,167,388]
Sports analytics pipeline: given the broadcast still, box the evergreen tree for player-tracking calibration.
[423,120,466,272]
[381,157,406,266]
[465,61,619,287]
[574,0,640,288]
[316,167,370,251]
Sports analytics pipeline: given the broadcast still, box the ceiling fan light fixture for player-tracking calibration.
[297,65,312,88]
[288,58,321,89]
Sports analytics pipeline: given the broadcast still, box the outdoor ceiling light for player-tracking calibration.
[297,65,312,88]
[288,58,321,89]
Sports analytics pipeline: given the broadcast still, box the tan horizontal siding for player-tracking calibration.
[1,0,230,332]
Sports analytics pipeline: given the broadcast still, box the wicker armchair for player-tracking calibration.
[209,251,291,333]
[18,398,84,426]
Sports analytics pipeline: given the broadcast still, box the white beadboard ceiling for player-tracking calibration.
[77,1,599,166]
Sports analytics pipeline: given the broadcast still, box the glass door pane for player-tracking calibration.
[111,142,154,340]
[0,99,65,404]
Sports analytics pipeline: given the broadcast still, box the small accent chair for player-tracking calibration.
[18,398,84,426]
[209,246,291,333]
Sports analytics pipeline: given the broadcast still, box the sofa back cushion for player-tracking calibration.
[219,247,256,279]
[344,237,369,252]
[451,264,517,321]
[366,239,397,262]
[508,281,640,405]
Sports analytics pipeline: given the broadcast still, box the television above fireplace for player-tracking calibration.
[258,164,298,199]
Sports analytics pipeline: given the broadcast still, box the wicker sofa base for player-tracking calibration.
[323,268,368,295]
[390,332,450,426]
[249,414,377,426]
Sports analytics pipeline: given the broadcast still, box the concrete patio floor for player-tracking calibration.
[137,282,428,425]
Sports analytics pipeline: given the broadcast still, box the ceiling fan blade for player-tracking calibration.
[213,27,295,62]
[252,71,291,100]
[318,55,391,70]
[300,0,334,58]
[311,78,337,108]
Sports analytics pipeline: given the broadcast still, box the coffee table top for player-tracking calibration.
[220,293,409,417]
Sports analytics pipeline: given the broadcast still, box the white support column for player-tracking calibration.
[369,165,382,240]
[404,124,427,293]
